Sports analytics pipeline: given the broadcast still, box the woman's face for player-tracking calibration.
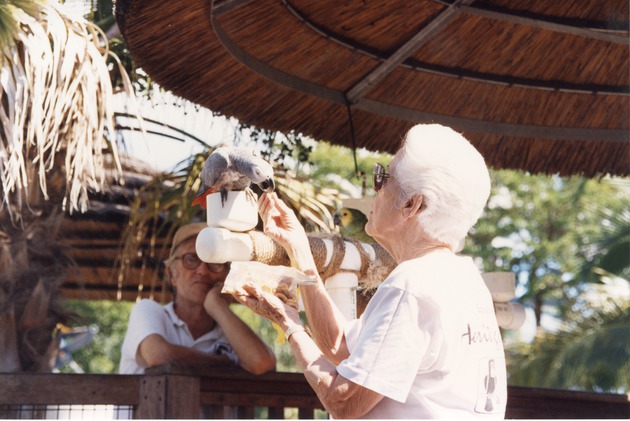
[366,156,401,243]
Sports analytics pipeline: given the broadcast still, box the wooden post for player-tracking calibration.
[136,375,200,419]
[298,407,315,419]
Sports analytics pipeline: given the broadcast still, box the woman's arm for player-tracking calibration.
[258,192,351,363]
[294,334,384,419]
[236,283,384,419]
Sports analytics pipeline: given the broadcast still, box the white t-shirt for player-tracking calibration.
[119,299,238,374]
[337,250,507,419]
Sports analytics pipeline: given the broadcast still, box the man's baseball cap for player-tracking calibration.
[169,222,208,257]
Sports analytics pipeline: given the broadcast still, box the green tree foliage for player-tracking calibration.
[59,300,132,374]
[465,171,629,330]
[466,171,629,392]
[508,298,629,392]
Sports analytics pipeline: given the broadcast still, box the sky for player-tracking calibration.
[112,91,237,171]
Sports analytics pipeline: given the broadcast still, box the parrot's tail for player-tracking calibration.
[192,187,217,208]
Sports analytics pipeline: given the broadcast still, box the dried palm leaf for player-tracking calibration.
[0,0,127,220]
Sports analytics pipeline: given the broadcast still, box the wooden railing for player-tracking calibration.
[505,385,629,419]
[1,367,628,419]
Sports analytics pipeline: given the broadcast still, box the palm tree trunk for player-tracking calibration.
[0,211,74,372]
[1,0,128,372]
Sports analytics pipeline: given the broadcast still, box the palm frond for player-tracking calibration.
[578,207,630,283]
[0,1,46,56]
[0,0,125,220]
[509,299,630,392]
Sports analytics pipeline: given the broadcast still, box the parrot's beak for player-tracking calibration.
[259,178,275,192]
[333,213,341,226]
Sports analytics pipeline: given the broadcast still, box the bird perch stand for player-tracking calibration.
[198,194,524,328]
[196,225,525,329]
[205,190,259,232]
[481,272,526,330]
[196,225,396,320]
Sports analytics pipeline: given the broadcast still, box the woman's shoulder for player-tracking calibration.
[385,251,475,293]
[388,251,454,279]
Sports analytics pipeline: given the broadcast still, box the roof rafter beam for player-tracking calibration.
[345,0,476,104]
[212,0,255,16]
[354,99,629,143]
[278,1,628,95]
[460,6,629,44]
[210,14,628,144]
[432,0,629,43]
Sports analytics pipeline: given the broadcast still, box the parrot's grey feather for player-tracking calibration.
[200,148,230,188]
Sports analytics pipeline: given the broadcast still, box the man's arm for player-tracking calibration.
[204,284,276,375]
[137,333,234,368]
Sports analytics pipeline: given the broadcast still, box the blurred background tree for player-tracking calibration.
[466,172,628,332]
[465,172,629,392]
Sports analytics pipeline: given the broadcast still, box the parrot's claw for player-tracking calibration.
[245,188,257,204]
[220,188,228,207]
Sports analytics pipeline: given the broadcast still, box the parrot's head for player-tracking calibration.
[333,207,373,242]
[334,207,368,228]
[258,177,275,193]
[333,207,350,228]
[249,157,275,193]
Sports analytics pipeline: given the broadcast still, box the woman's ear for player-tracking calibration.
[401,194,423,220]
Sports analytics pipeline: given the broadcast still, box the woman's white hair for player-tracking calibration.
[394,124,491,249]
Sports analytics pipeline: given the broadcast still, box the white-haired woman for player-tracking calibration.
[234,124,507,419]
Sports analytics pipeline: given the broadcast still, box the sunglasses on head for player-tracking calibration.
[172,253,229,273]
[373,163,391,192]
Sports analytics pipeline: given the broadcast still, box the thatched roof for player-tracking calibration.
[115,0,629,178]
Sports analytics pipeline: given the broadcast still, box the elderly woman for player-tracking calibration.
[235,124,507,419]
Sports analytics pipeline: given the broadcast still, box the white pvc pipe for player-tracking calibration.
[493,302,526,330]
[325,272,359,321]
[196,227,254,263]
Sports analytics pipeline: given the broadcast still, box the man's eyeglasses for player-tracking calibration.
[171,253,229,273]
[373,163,391,192]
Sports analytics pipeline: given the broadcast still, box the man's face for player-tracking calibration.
[168,238,230,303]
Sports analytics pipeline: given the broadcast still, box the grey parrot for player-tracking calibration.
[192,146,275,208]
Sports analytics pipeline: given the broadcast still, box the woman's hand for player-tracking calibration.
[258,193,309,251]
[232,283,301,331]
[258,192,315,270]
